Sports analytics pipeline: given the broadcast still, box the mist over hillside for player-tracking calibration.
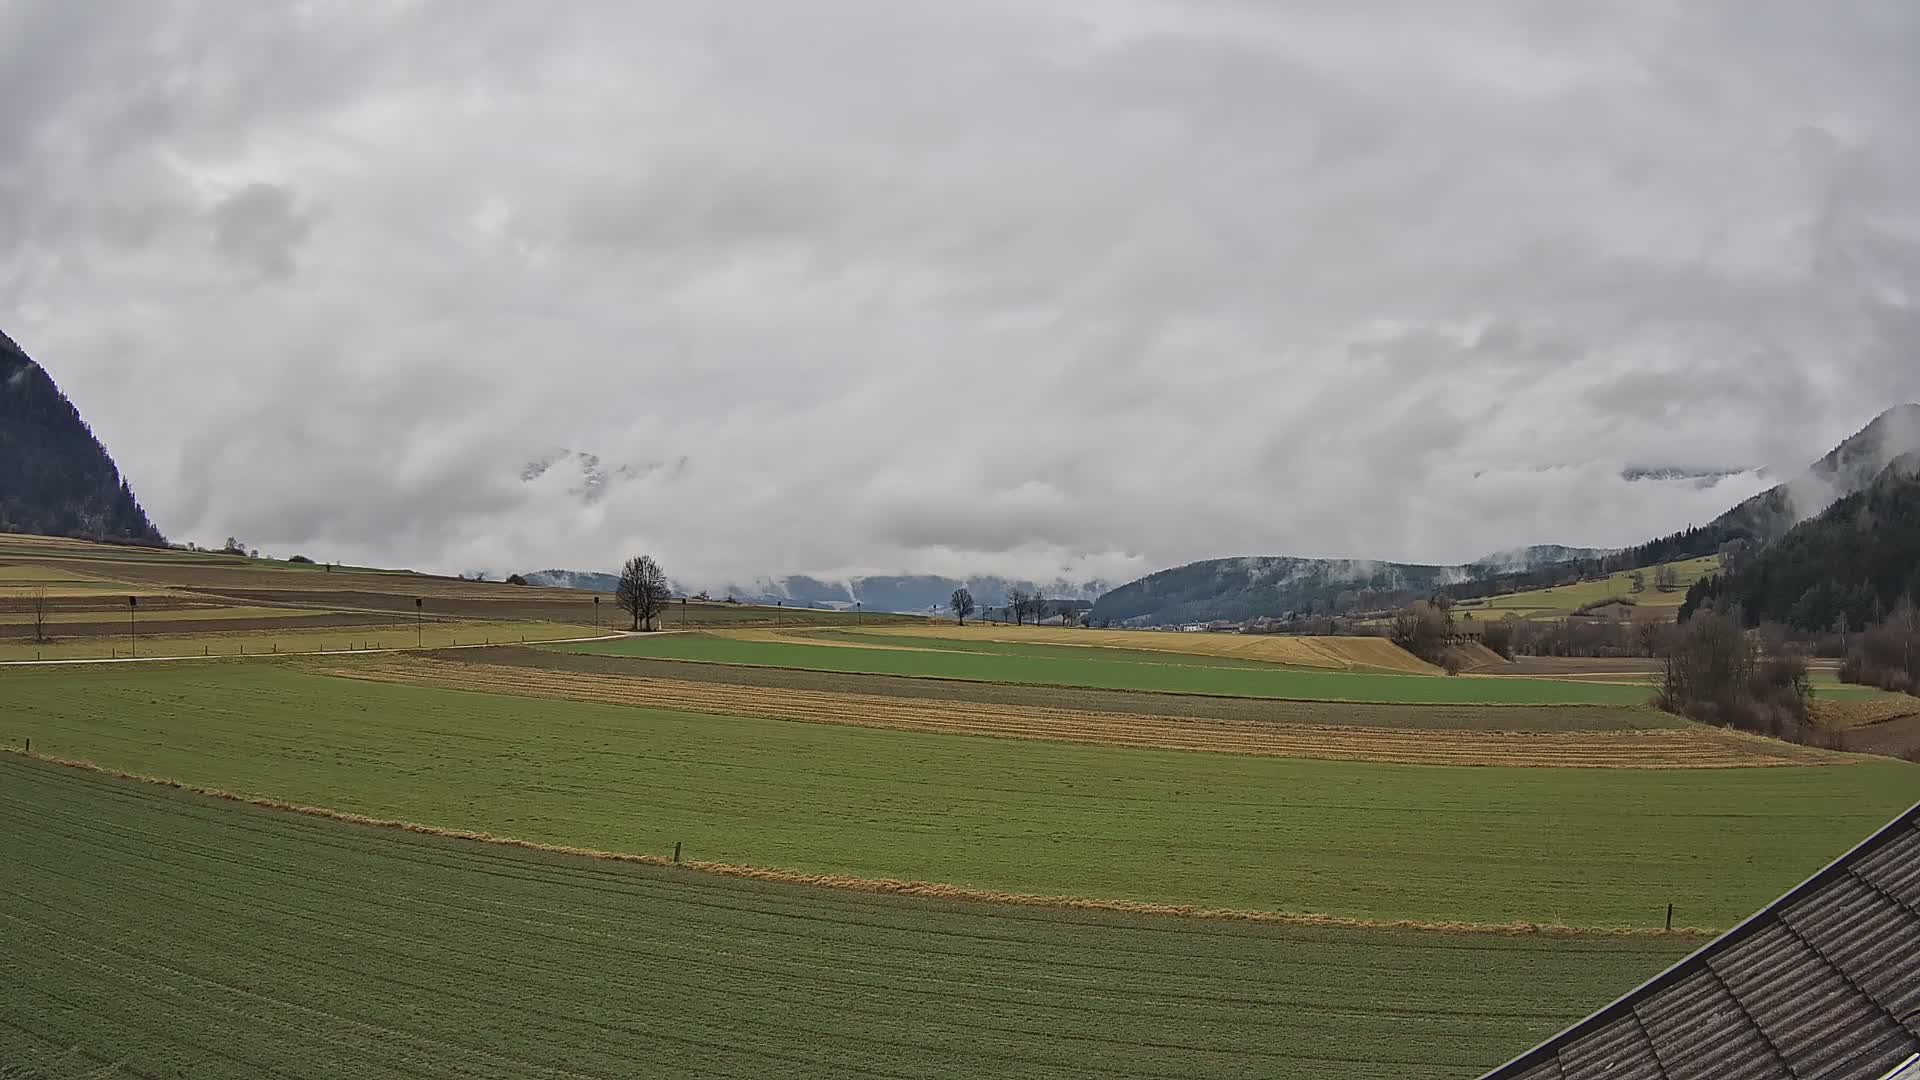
[522,567,1108,614]
[1093,405,1920,626]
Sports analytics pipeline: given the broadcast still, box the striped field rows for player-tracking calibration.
[0,754,1691,1080]
[313,656,1849,768]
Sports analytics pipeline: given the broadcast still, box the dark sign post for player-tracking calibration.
[415,598,424,648]
[127,596,138,658]
[593,595,600,629]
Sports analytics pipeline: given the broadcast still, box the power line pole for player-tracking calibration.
[416,597,424,648]
[127,595,138,658]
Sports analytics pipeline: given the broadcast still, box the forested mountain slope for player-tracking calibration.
[1682,453,1920,630]
[0,329,163,544]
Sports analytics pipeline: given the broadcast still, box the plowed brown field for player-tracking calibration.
[310,656,1843,768]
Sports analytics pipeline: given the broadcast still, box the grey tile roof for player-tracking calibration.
[1483,801,1920,1080]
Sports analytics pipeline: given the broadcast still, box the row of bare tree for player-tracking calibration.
[944,587,1063,626]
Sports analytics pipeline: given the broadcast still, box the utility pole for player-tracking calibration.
[416,597,424,648]
[594,595,601,629]
[127,595,138,657]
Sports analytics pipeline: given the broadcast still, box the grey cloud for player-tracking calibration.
[211,183,312,278]
[3,0,1918,587]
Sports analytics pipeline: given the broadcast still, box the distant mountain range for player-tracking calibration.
[521,569,623,593]
[1469,544,1614,573]
[520,568,1108,614]
[1087,546,1610,627]
[0,329,163,544]
[1090,405,1920,626]
[529,405,1920,627]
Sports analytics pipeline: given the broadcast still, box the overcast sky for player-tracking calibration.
[4,1,1918,586]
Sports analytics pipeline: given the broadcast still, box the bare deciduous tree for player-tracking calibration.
[1005,587,1028,625]
[616,555,672,631]
[1653,563,1680,592]
[30,586,50,643]
[950,587,976,626]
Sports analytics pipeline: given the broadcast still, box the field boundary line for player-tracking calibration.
[538,647,1652,709]
[0,750,1719,940]
[0,632,643,668]
[307,656,1842,768]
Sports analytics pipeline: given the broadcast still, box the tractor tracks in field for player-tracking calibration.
[0,752,1718,942]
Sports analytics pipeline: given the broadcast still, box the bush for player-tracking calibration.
[1574,595,1634,615]
[1389,601,1452,663]
[287,554,313,564]
[506,573,528,586]
[1481,618,1515,660]
[1839,601,1920,697]
[1657,612,1814,742]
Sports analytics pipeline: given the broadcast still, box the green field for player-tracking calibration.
[6,662,1913,929]
[813,629,1307,669]
[5,533,1914,1079]
[1457,556,1723,620]
[0,755,1692,1080]
[553,632,1661,705]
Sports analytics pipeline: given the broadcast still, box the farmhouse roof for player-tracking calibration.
[1481,799,1920,1080]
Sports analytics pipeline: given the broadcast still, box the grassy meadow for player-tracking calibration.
[0,755,1694,1080]
[1454,555,1723,621]
[5,661,1912,928]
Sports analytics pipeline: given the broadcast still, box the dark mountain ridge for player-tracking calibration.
[1681,452,1920,631]
[1090,405,1920,626]
[0,330,163,544]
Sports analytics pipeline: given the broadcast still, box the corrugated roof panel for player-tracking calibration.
[1785,874,1920,1025]
[1638,969,1780,1077]
[1855,826,1920,903]
[1819,1032,1920,1080]
[1556,1008,1664,1080]
[1716,920,1902,1077]
[1477,801,1920,1080]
